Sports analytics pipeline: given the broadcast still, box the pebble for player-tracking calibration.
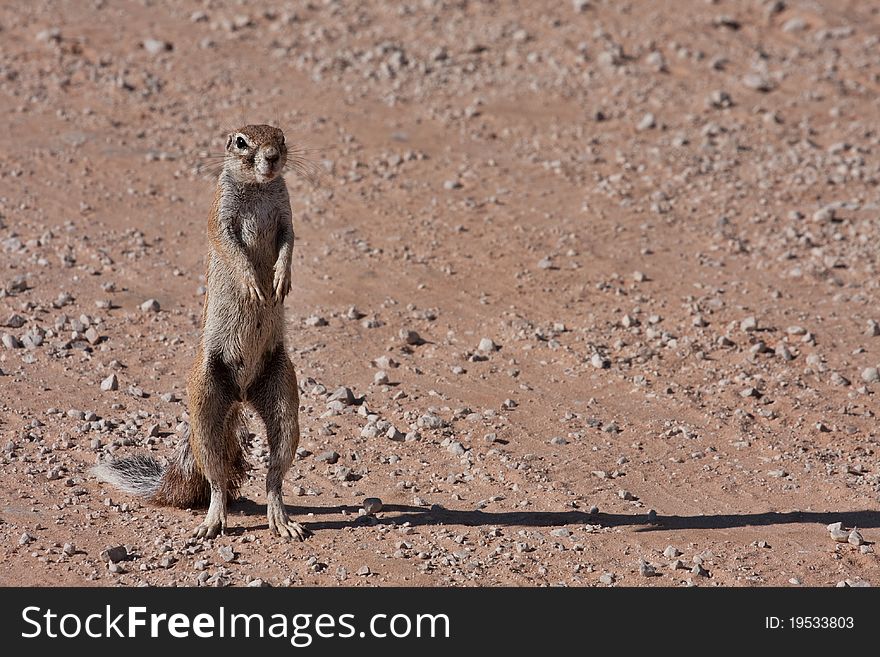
[447,441,466,456]
[400,329,425,345]
[140,298,160,313]
[363,498,383,515]
[550,528,571,538]
[85,327,101,345]
[847,529,864,546]
[101,373,118,391]
[328,386,356,405]
[639,560,658,577]
[598,573,615,585]
[618,489,636,501]
[830,526,849,543]
[18,532,34,546]
[357,565,371,576]
[742,73,774,92]
[305,315,328,327]
[100,546,127,563]
[218,546,236,562]
[315,450,340,464]
[143,39,171,55]
[636,113,656,131]
[740,316,757,332]
[590,353,610,369]
[62,543,76,556]
[386,426,405,441]
[2,333,22,349]
[443,179,462,190]
[860,368,879,384]
[663,545,681,558]
[373,370,389,385]
[478,337,498,352]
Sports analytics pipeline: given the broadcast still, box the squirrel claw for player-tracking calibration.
[193,518,225,539]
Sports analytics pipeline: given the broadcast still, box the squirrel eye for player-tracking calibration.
[235,136,247,149]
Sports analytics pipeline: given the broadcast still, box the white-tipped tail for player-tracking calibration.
[91,455,164,499]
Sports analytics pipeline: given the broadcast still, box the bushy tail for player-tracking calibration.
[91,415,249,509]
[91,454,166,499]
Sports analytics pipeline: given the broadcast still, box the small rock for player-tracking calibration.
[363,498,383,515]
[598,572,615,585]
[399,329,425,345]
[478,337,498,352]
[639,560,658,577]
[742,73,774,92]
[100,546,127,563]
[357,565,371,576]
[18,532,34,546]
[848,529,865,547]
[328,386,356,405]
[861,368,879,384]
[218,546,236,562]
[315,450,339,464]
[373,370,389,385]
[84,327,101,345]
[830,527,850,543]
[143,39,171,55]
[618,489,637,501]
[101,374,118,391]
[140,298,160,313]
[740,316,757,332]
[550,528,571,538]
[636,113,656,131]
[447,441,466,456]
[663,545,681,558]
[590,353,610,369]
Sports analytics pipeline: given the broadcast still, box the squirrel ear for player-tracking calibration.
[225,134,233,150]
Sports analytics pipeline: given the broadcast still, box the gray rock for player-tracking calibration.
[328,386,356,405]
[2,333,22,349]
[636,113,656,131]
[218,546,236,562]
[363,498,383,515]
[447,441,466,456]
[143,39,171,55]
[399,329,425,345]
[100,546,128,563]
[140,298,160,313]
[848,529,864,546]
[386,426,405,441]
[373,370,389,385]
[315,450,339,464]
[478,337,498,352]
[861,368,879,384]
[101,374,118,391]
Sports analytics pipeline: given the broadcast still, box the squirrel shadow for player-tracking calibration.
[228,498,880,535]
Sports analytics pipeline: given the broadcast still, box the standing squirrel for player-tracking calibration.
[93,124,308,540]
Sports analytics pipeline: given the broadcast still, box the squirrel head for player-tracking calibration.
[224,124,288,184]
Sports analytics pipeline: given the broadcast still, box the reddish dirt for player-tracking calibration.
[1,0,879,587]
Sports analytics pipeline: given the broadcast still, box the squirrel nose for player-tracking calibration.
[264,148,279,163]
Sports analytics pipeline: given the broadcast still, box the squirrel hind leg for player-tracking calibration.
[187,358,247,536]
[247,346,308,541]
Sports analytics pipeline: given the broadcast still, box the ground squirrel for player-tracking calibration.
[93,124,309,540]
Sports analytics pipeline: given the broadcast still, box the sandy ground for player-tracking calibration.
[1,0,879,587]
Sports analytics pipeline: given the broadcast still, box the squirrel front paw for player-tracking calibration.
[244,275,267,304]
[272,265,291,304]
